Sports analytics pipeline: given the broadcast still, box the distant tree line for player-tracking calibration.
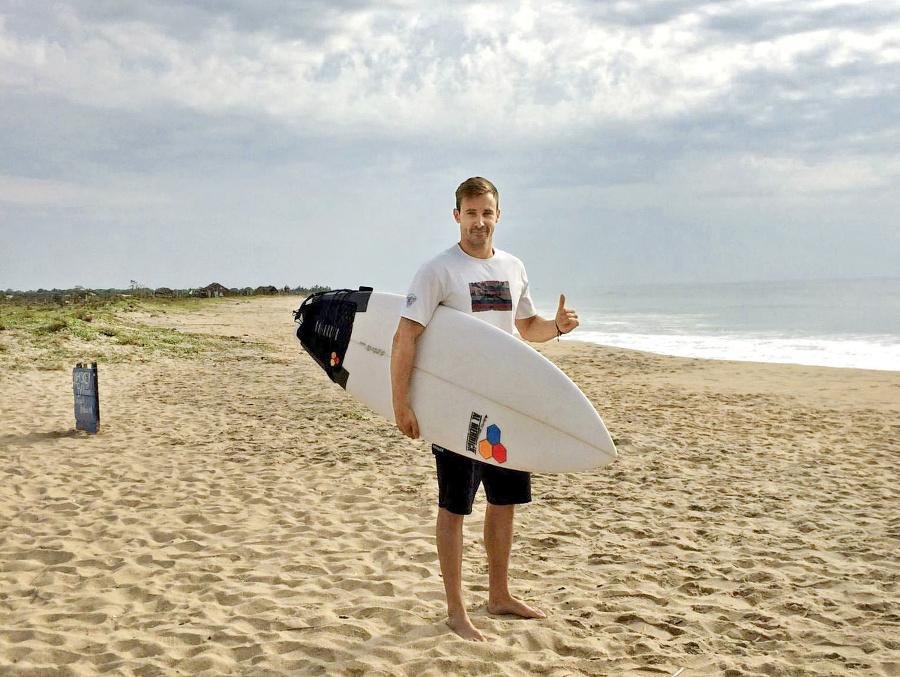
[2,283,331,305]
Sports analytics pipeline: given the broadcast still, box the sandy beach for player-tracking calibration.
[1,295,898,676]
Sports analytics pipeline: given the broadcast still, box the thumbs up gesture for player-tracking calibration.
[555,294,579,336]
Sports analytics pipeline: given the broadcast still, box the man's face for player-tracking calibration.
[454,192,499,254]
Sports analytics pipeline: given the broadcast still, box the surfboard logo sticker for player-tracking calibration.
[466,412,485,455]
[466,413,508,464]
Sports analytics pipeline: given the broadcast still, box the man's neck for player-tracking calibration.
[458,241,494,260]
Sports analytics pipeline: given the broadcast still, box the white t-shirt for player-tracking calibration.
[402,244,537,335]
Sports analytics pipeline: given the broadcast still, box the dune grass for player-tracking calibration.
[0,296,247,369]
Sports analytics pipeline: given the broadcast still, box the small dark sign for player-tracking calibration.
[73,362,100,433]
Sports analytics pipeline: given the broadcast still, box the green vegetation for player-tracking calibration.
[2,282,330,303]
[1,282,329,370]
[0,295,254,369]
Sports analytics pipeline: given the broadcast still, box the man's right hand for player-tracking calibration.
[394,402,420,439]
[391,317,426,440]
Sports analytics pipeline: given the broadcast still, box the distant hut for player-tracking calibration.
[254,285,279,296]
[198,282,229,298]
[154,287,175,298]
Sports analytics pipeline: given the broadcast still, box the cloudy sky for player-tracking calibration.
[1,0,898,293]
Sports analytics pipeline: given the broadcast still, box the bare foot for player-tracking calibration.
[487,596,547,619]
[447,613,487,641]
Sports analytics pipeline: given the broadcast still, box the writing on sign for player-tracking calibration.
[73,362,100,433]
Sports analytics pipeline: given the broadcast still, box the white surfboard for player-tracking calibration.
[293,288,617,473]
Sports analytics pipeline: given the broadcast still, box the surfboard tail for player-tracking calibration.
[294,288,374,388]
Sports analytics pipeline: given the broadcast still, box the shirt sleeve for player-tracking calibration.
[515,265,537,320]
[400,261,443,328]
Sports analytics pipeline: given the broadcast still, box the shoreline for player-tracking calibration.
[560,336,900,373]
[2,296,898,676]
[563,334,900,374]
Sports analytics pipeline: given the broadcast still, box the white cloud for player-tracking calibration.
[2,1,894,138]
[741,155,897,194]
[0,175,85,205]
[0,174,167,208]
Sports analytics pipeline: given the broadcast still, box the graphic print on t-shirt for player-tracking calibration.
[469,281,512,313]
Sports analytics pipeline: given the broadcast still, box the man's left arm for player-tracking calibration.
[515,294,579,343]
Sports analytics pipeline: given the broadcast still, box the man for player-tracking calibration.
[390,177,579,641]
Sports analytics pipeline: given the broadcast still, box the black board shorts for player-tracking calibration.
[433,444,531,516]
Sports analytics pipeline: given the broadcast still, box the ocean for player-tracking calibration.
[532,278,900,372]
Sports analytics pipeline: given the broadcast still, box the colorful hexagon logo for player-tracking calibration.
[479,424,507,464]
